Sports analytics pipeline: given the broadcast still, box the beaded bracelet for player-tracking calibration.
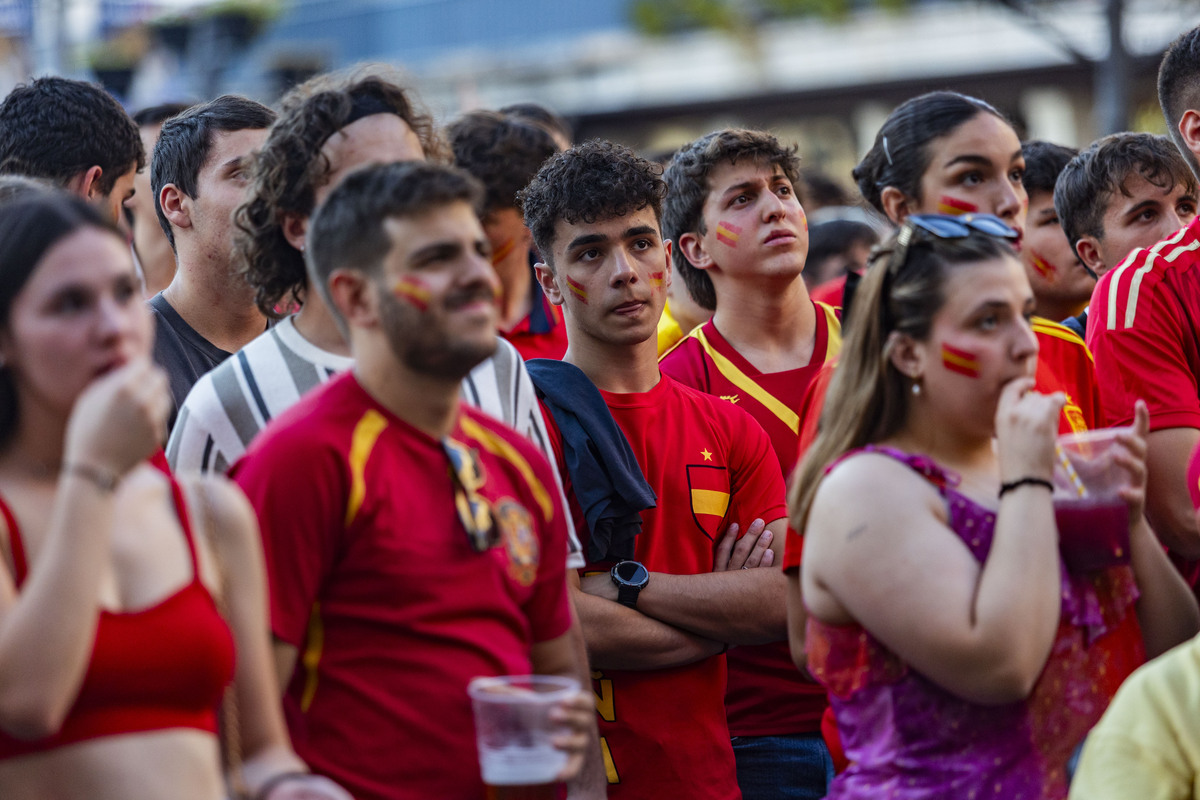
[998,477,1054,498]
[61,462,120,493]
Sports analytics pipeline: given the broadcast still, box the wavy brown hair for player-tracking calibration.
[234,65,444,317]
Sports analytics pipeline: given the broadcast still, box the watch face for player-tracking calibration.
[614,561,649,587]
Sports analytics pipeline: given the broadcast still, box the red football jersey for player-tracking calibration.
[659,302,842,480]
[659,304,841,736]
[1087,217,1200,431]
[1033,318,1099,434]
[502,293,569,361]
[543,374,786,799]
[234,373,572,800]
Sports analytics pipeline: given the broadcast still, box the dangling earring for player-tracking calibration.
[911,379,921,396]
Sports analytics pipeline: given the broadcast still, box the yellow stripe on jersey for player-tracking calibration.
[1105,226,1197,330]
[691,488,731,517]
[300,603,324,712]
[459,415,554,522]
[693,303,841,434]
[819,301,843,358]
[696,327,801,432]
[1031,318,1093,362]
[345,409,388,527]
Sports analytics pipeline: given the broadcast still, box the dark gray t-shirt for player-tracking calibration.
[148,292,231,433]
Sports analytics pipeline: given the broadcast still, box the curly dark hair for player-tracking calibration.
[234,66,443,317]
[1159,25,1200,179]
[447,110,558,215]
[662,128,801,310]
[518,139,666,269]
[1053,132,1196,257]
[0,77,143,195]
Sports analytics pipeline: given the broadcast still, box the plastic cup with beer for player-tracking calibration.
[468,674,579,799]
[1051,427,1132,573]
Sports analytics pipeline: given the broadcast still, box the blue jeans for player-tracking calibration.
[731,733,834,800]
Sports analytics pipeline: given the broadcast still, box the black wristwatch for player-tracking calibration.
[610,560,650,609]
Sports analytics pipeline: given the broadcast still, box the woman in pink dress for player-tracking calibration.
[784,213,1198,799]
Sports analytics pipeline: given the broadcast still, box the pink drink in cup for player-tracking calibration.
[1052,428,1131,573]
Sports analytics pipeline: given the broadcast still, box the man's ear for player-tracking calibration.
[879,186,914,225]
[1074,236,1106,278]
[159,184,192,231]
[534,262,563,306]
[65,166,104,201]
[885,329,925,383]
[1178,109,1200,167]
[283,213,308,253]
[677,231,715,272]
[327,269,375,329]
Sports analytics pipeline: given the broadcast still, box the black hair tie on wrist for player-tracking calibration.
[998,477,1054,498]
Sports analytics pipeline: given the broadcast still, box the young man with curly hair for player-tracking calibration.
[520,139,788,799]
[657,128,839,800]
[449,110,567,359]
[167,72,569,490]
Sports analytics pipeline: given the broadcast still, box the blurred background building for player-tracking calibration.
[6,0,1200,194]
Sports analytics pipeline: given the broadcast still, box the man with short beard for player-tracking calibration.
[233,161,598,800]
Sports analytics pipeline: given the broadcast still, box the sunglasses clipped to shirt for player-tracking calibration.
[442,437,500,553]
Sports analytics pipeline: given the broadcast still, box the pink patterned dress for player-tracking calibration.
[809,447,1145,799]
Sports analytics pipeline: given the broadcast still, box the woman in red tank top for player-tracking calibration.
[0,192,350,800]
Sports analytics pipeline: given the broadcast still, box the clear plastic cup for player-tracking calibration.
[1052,428,1131,573]
[468,674,579,796]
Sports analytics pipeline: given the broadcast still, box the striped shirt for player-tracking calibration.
[167,315,582,565]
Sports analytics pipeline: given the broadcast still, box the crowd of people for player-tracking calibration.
[0,18,1199,800]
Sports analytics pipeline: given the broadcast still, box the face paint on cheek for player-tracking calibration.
[565,276,589,304]
[937,196,978,216]
[490,237,516,266]
[391,276,432,312]
[1030,251,1057,282]
[715,221,742,247]
[648,271,665,288]
[799,206,808,233]
[941,343,980,378]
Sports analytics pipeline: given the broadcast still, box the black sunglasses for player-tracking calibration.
[442,438,499,553]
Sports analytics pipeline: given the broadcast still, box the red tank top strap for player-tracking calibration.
[165,475,202,578]
[0,494,27,586]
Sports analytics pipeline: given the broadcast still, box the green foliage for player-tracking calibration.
[629,0,909,34]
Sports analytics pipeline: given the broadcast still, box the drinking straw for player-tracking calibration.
[1056,443,1087,498]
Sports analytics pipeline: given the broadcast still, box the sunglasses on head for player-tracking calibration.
[442,438,499,554]
[888,214,1019,276]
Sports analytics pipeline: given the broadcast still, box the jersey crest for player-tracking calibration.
[686,463,731,540]
[496,498,539,586]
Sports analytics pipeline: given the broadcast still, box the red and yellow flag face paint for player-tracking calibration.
[799,206,808,233]
[565,275,589,304]
[1030,251,1056,281]
[941,343,980,378]
[392,276,432,311]
[490,237,516,267]
[715,220,742,247]
[937,195,978,216]
[648,271,665,288]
